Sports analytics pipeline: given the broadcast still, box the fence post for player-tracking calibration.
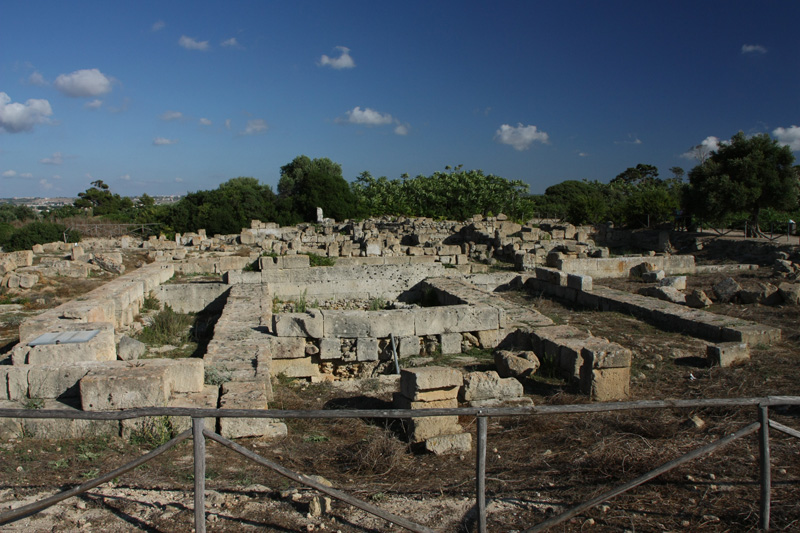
[193,417,207,533]
[476,415,487,533]
[759,405,771,531]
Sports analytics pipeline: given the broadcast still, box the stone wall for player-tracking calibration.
[155,283,230,313]
[547,254,696,278]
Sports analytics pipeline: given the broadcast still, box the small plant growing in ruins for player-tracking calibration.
[368,297,386,311]
[304,253,336,267]
[142,292,160,311]
[204,366,232,386]
[49,458,69,470]
[296,289,308,313]
[129,417,173,448]
[242,259,258,272]
[138,305,192,346]
[23,398,44,410]
[272,296,284,314]
[303,434,330,443]
[81,468,100,479]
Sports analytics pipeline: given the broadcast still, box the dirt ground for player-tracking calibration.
[1,249,799,532]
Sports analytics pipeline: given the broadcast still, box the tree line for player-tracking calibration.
[2,131,798,250]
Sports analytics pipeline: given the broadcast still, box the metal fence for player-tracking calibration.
[1,395,798,532]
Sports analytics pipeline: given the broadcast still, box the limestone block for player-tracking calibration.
[393,394,457,410]
[93,253,125,274]
[721,323,780,345]
[264,336,307,359]
[400,367,462,396]
[460,371,523,402]
[424,433,472,455]
[407,416,461,443]
[707,342,750,367]
[323,310,372,338]
[366,310,416,338]
[21,400,119,439]
[166,385,220,434]
[413,307,460,336]
[778,282,800,305]
[319,338,342,360]
[661,276,687,290]
[439,333,462,355]
[581,341,632,369]
[271,357,320,378]
[80,365,171,410]
[357,337,379,362]
[272,309,324,338]
[494,350,539,379]
[0,407,22,439]
[18,273,39,289]
[713,277,742,303]
[686,289,712,308]
[396,336,421,358]
[476,330,500,349]
[641,270,665,283]
[455,305,500,333]
[566,273,592,291]
[26,326,116,365]
[139,358,205,393]
[28,362,102,399]
[1,366,29,400]
[535,267,567,287]
[219,381,287,439]
[118,335,146,361]
[581,367,630,401]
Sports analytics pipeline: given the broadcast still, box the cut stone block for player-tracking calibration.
[25,324,116,365]
[713,277,742,303]
[494,350,539,379]
[271,357,320,378]
[139,358,205,393]
[118,335,146,361]
[264,336,307,359]
[165,385,220,434]
[322,310,372,338]
[661,276,687,290]
[319,338,342,360]
[476,330,500,349]
[439,333,462,355]
[581,367,630,402]
[641,270,665,283]
[393,393,457,410]
[460,371,523,402]
[28,362,101,399]
[581,342,632,369]
[80,365,171,410]
[219,381,287,439]
[357,337,379,362]
[396,336,421,358]
[424,433,472,455]
[406,416,461,443]
[20,399,119,439]
[707,342,750,367]
[272,310,324,338]
[1,366,29,400]
[400,366,462,398]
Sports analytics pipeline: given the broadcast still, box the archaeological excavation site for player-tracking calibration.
[1,215,799,532]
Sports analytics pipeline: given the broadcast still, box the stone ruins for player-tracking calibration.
[0,215,789,452]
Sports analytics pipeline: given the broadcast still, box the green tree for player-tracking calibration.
[278,156,356,223]
[3,222,80,251]
[610,164,659,186]
[74,180,133,216]
[686,132,798,235]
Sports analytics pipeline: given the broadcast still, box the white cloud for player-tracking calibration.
[153,137,178,146]
[240,119,267,135]
[160,110,183,121]
[2,170,17,178]
[84,99,103,110]
[151,20,165,32]
[179,35,210,51]
[175,177,184,183]
[119,173,131,181]
[495,123,550,151]
[0,92,53,133]
[38,178,52,190]
[319,46,355,69]
[342,106,393,126]
[52,174,61,180]
[394,123,409,136]
[773,125,800,151]
[20,172,33,179]
[615,135,642,145]
[742,44,767,54]
[221,37,241,48]
[224,119,231,130]
[54,68,113,98]
[28,71,46,86]
[682,135,722,160]
[40,152,64,165]
[199,117,212,126]
[578,152,590,157]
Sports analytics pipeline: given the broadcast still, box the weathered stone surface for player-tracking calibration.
[219,380,286,439]
[24,324,116,365]
[18,273,39,289]
[685,289,712,308]
[494,350,539,379]
[406,416,461,443]
[778,282,800,305]
[1,366,29,400]
[400,386,459,402]
[439,333,462,355]
[393,394,457,410]
[641,270,665,283]
[165,385,220,434]
[264,336,307,359]
[581,367,630,402]
[713,277,742,303]
[460,371,523,402]
[660,276,687,290]
[270,357,320,378]
[118,335,146,361]
[630,262,658,277]
[424,433,472,455]
[93,253,125,274]
[138,358,205,393]
[80,365,171,411]
[707,342,750,367]
[28,362,101,399]
[396,336,421,358]
[400,366,462,396]
[581,342,632,369]
[272,309,324,338]
[19,399,119,439]
[357,337,379,361]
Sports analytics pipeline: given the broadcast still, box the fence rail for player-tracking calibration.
[1,395,798,532]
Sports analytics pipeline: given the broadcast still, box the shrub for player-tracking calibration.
[304,253,336,267]
[3,222,81,251]
[138,306,192,346]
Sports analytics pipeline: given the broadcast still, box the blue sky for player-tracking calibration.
[1,1,799,199]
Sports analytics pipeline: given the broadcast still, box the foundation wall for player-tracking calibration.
[548,255,696,278]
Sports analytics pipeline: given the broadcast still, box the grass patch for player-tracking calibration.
[23,398,44,410]
[304,253,336,267]
[368,297,386,311]
[138,306,193,346]
[205,365,232,385]
[129,417,174,447]
[142,292,161,311]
